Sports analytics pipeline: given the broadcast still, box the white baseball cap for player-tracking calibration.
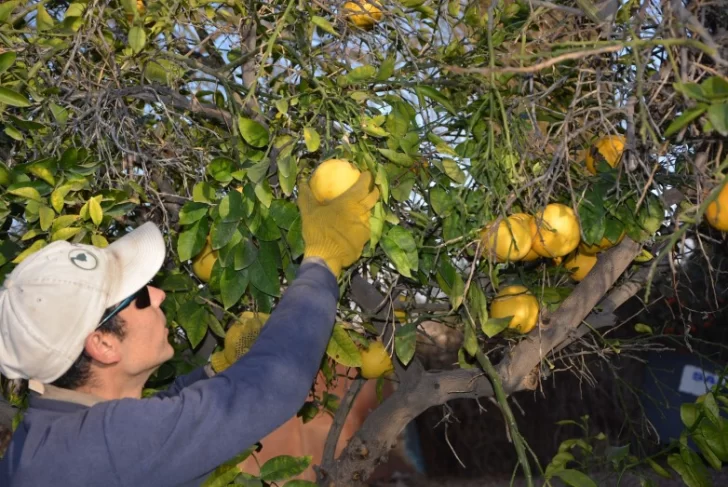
[0,222,166,383]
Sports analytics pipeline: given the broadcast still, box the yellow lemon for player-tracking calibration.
[191,237,218,283]
[309,158,361,203]
[126,0,145,21]
[705,183,728,231]
[530,203,581,258]
[564,251,598,282]
[360,340,394,379]
[585,135,626,175]
[481,216,533,262]
[489,285,539,334]
[579,232,625,255]
[344,0,383,30]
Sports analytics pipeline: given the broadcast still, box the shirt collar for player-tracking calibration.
[28,380,106,407]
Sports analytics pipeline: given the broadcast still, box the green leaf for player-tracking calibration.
[0,87,30,107]
[179,202,210,225]
[249,241,281,296]
[4,125,22,141]
[326,324,362,367]
[39,206,54,232]
[482,317,512,338]
[369,202,385,251]
[207,157,234,184]
[91,234,109,248]
[89,197,103,226]
[673,82,707,101]
[415,85,456,115]
[701,76,728,101]
[468,284,489,329]
[211,220,237,250]
[442,158,466,184]
[311,15,338,36]
[12,240,47,264]
[462,321,478,356]
[380,227,418,278]
[390,173,415,203]
[192,181,217,203]
[234,237,258,270]
[668,451,710,487]
[345,65,377,84]
[664,105,708,138]
[220,266,249,309]
[51,214,80,233]
[144,61,169,84]
[0,52,16,74]
[201,446,257,487]
[707,103,728,136]
[50,103,69,126]
[0,1,19,23]
[436,259,464,310]
[238,117,270,148]
[128,26,146,53]
[176,301,208,348]
[634,323,652,334]
[286,217,304,259]
[177,218,210,262]
[219,190,244,222]
[51,226,82,242]
[376,57,395,81]
[647,459,672,479]
[36,5,54,31]
[429,187,453,216]
[269,200,299,229]
[377,148,414,167]
[303,127,321,152]
[259,455,311,482]
[9,186,42,202]
[254,180,274,208]
[551,469,597,487]
[395,322,417,366]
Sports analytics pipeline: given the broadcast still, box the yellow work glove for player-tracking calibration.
[297,171,380,277]
[210,312,269,373]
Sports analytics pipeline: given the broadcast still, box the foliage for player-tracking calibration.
[0,0,726,483]
[542,373,728,487]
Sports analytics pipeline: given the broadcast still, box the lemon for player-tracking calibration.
[705,184,728,231]
[530,203,581,258]
[309,158,361,203]
[585,135,626,175]
[564,251,597,282]
[344,0,383,30]
[360,340,394,379]
[510,214,541,261]
[481,216,533,262]
[191,237,218,283]
[579,232,625,255]
[489,285,539,334]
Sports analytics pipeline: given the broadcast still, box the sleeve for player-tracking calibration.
[92,260,339,485]
[152,366,211,399]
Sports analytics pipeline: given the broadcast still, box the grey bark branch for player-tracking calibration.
[324,238,643,485]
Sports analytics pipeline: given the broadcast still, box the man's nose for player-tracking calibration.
[148,286,166,307]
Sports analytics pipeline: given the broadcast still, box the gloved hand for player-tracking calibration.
[210,312,269,373]
[297,171,379,277]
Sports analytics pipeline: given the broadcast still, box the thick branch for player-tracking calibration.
[324,238,643,485]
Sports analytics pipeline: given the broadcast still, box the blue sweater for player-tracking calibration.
[0,260,339,486]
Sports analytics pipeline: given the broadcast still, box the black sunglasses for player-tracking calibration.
[99,286,151,327]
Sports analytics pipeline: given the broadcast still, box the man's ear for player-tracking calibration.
[83,331,122,365]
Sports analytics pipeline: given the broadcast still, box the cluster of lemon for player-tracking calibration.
[482,135,629,335]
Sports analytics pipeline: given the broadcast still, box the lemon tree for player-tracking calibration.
[0,1,725,486]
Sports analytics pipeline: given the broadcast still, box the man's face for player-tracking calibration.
[116,286,174,376]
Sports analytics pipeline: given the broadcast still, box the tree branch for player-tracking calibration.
[324,238,643,485]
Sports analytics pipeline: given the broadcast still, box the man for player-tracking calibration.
[0,171,379,486]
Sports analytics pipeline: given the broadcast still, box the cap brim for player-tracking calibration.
[105,222,166,307]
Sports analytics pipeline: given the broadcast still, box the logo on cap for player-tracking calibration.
[68,249,98,270]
